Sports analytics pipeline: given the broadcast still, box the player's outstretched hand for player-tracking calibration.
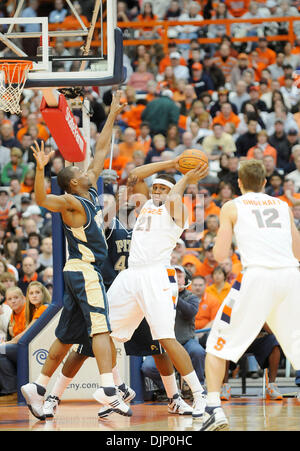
[110,90,127,117]
[185,162,209,184]
[31,140,55,170]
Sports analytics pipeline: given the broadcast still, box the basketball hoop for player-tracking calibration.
[0,60,33,114]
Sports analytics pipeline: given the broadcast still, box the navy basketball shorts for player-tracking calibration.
[55,259,111,345]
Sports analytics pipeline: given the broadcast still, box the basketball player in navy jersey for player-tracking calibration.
[42,183,193,419]
[21,91,132,420]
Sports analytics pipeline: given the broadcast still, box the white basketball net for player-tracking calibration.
[0,62,32,115]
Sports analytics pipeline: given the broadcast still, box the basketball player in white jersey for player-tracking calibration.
[200,159,300,431]
[105,157,209,419]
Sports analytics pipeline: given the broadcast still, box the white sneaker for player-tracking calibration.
[192,392,206,420]
[43,395,60,418]
[93,386,132,418]
[168,393,193,415]
[118,383,136,403]
[98,384,136,418]
[266,383,283,400]
[200,406,229,431]
[21,383,46,421]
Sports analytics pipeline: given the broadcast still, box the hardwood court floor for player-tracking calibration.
[0,398,300,432]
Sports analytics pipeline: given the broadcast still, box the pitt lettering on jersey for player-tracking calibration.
[115,239,131,253]
[242,199,281,207]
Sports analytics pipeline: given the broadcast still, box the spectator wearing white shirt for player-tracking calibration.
[177,2,203,54]
[268,53,285,81]
[174,131,202,156]
[280,76,300,108]
[37,237,53,271]
[169,52,190,81]
[286,155,300,192]
[229,80,250,113]
[277,0,300,37]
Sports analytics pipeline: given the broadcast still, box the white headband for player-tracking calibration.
[152,178,175,190]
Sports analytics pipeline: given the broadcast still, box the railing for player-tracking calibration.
[50,16,300,52]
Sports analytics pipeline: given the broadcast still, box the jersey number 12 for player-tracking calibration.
[252,208,281,229]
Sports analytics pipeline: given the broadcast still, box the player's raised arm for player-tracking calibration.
[165,162,209,228]
[127,158,179,197]
[87,90,126,186]
[32,140,82,215]
[213,200,237,262]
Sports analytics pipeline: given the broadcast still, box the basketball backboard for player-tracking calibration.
[0,0,126,88]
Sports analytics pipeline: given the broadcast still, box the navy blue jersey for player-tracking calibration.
[101,217,132,289]
[62,187,107,270]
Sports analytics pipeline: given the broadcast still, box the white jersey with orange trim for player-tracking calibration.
[233,192,298,269]
[128,199,188,267]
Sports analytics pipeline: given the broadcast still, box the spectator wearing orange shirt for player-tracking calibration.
[60,2,89,29]
[210,43,238,82]
[247,130,277,165]
[192,276,220,331]
[137,122,152,154]
[197,243,219,282]
[0,284,49,399]
[157,66,178,94]
[212,103,241,129]
[277,64,294,87]
[136,1,160,38]
[230,244,243,275]
[20,169,35,194]
[122,101,147,136]
[17,113,50,143]
[225,0,250,17]
[206,266,232,304]
[182,253,203,277]
[9,282,50,344]
[256,37,276,67]
[6,287,26,340]
[198,187,221,219]
[118,127,144,159]
[278,179,300,207]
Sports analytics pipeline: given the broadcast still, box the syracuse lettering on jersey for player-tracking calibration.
[140,207,163,215]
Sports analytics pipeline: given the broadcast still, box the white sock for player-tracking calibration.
[207,392,221,407]
[182,371,203,396]
[35,373,50,389]
[112,365,123,387]
[161,373,178,399]
[50,372,73,399]
[100,372,115,388]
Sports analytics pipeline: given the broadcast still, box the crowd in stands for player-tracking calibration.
[1,0,300,398]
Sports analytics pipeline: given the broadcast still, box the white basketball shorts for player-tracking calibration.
[107,265,178,342]
[206,266,300,370]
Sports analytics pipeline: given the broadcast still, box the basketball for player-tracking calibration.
[177,149,209,174]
